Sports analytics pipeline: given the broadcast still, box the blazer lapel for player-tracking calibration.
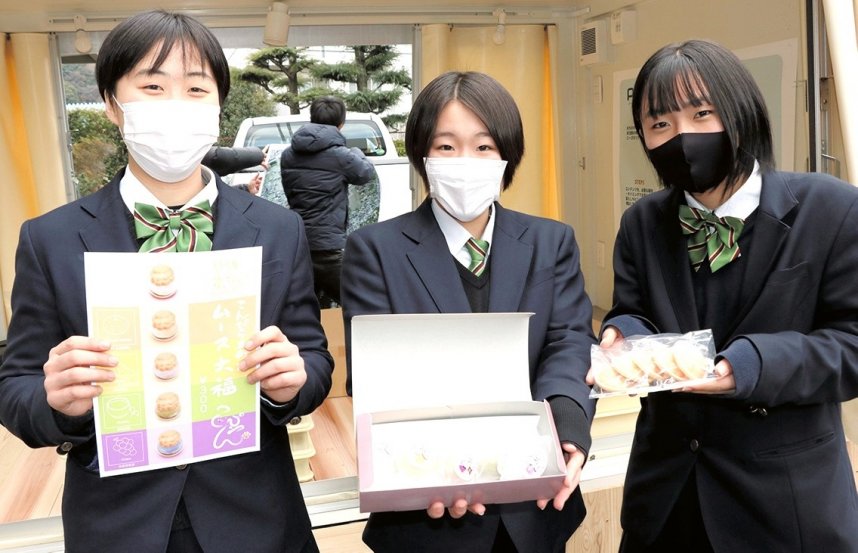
[403,200,472,313]
[654,190,700,332]
[488,204,532,313]
[724,172,795,338]
[79,176,260,253]
[78,177,139,253]
[211,178,261,250]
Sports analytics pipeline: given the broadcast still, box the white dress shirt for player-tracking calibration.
[430,199,496,269]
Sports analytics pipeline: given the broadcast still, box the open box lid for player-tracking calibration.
[351,313,533,417]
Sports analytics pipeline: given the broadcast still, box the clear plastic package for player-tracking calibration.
[369,416,553,489]
[589,329,717,398]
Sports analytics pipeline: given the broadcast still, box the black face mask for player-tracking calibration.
[647,131,732,193]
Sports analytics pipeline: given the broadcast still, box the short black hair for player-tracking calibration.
[310,96,346,127]
[632,39,775,192]
[96,10,230,106]
[405,71,524,191]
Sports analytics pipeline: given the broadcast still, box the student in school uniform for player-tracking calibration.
[0,10,332,553]
[341,71,596,553]
[594,39,858,552]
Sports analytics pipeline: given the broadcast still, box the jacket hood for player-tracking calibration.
[290,123,346,153]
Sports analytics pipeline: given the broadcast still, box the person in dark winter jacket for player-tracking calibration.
[280,96,377,306]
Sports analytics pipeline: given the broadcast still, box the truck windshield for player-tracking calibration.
[244,120,388,157]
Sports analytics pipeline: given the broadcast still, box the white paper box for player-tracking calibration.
[351,313,567,513]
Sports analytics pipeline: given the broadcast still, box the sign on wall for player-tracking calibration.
[613,68,656,228]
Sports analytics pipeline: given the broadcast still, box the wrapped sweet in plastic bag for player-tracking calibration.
[589,329,716,398]
[369,416,553,489]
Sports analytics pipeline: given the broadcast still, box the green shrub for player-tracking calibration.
[67,109,126,197]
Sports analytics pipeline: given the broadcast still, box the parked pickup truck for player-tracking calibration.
[230,112,413,222]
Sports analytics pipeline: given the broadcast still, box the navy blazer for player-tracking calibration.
[608,171,858,551]
[0,172,333,553]
[341,199,596,553]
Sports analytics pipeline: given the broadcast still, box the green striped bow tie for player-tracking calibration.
[678,204,744,273]
[134,200,214,253]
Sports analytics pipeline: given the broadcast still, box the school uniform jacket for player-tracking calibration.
[0,172,333,553]
[607,170,858,552]
[340,199,596,553]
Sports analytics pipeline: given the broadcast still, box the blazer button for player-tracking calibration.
[175,464,187,470]
[689,439,700,452]
[749,406,769,417]
[59,442,73,453]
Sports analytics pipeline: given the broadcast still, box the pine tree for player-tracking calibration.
[312,46,412,131]
[220,67,278,145]
[240,47,329,115]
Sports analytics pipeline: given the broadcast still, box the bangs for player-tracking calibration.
[643,62,711,118]
[98,10,230,104]
[148,32,205,75]
[631,39,775,181]
[140,13,229,102]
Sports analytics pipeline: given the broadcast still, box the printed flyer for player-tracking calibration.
[85,247,262,477]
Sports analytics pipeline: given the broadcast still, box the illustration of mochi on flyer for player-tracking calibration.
[84,247,262,477]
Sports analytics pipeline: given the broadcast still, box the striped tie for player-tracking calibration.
[134,200,214,253]
[465,237,490,276]
[678,204,744,273]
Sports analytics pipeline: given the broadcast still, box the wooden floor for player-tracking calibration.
[0,428,65,523]
[306,396,357,481]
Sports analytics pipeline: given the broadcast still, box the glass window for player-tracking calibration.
[243,120,387,157]
[341,122,387,156]
[245,123,297,148]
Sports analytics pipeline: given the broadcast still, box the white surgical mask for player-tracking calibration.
[115,98,220,183]
[425,157,507,222]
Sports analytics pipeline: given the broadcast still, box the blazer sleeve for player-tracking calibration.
[340,229,393,395]
[604,210,660,329]
[531,224,597,452]
[261,213,334,424]
[743,196,858,406]
[0,221,91,448]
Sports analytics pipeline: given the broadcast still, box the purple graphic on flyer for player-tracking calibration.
[192,411,256,456]
[102,431,149,470]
